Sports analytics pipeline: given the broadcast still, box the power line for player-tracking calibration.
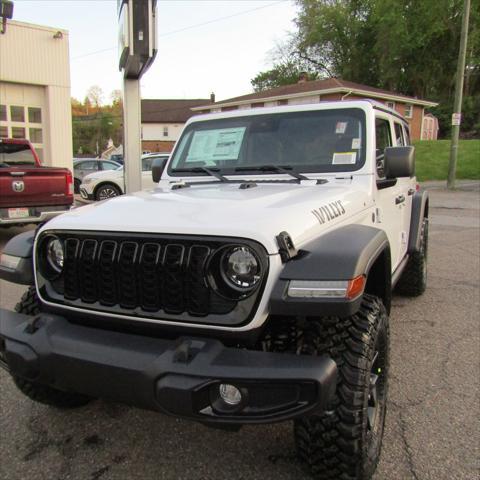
[71,1,285,60]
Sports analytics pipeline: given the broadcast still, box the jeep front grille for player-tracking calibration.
[36,232,268,327]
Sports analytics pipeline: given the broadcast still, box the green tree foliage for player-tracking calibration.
[72,88,123,156]
[251,61,318,92]
[253,0,480,137]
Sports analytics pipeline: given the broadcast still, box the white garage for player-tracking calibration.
[0,20,72,170]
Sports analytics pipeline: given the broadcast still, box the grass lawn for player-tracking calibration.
[414,139,480,182]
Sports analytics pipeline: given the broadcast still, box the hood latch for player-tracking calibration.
[276,231,298,262]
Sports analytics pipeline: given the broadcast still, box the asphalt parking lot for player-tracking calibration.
[0,181,479,480]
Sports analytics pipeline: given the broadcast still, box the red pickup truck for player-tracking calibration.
[0,139,74,226]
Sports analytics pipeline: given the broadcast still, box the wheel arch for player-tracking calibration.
[408,189,429,253]
[270,225,392,317]
[93,180,123,199]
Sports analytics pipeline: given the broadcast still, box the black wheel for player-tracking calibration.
[74,178,81,194]
[95,183,121,201]
[11,286,92,409]
[295,295,389,479]
[264,294,389,479]
[396,217,428,296]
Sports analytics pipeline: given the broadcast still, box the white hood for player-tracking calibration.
[44,177,373,253]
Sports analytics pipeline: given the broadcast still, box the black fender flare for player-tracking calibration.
[0,230,35,285]
[270,225,391,317]
[408,190,429,253]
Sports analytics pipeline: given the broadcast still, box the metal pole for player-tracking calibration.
[447,0,471,190]
[122,78,142,194]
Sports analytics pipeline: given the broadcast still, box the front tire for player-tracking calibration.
[95,183,121,201]
[11,286,92,409]
[265,295,389,480]
[396,217,428,296]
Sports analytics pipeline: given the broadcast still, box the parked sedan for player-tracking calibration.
[79,153,169,201]
[73,158,121,193]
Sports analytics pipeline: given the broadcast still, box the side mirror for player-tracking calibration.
[384,146,415,179]
[151,157,167,183]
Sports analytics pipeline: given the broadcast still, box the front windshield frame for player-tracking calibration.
[167,107,367,177]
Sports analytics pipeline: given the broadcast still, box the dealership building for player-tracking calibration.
[0,20,73,170]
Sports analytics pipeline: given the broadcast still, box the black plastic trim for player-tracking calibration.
[0,309,337,425]
[408,190,428,253]
[0,230,35,285]
[270,225,389,317]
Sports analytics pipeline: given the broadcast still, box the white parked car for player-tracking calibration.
[79,153,169,201]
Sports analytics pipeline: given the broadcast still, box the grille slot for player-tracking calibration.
[162,244,185,314]
[60,235,239,318]
[79,239,98,303]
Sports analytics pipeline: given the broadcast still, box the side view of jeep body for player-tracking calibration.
[0,100,428,479]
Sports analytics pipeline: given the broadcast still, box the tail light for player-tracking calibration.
[66,171,74,196]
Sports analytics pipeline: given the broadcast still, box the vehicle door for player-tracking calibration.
[141,156,167,189]
[393,122,415,260]
[75,160,99,182]
[374,116,405,272]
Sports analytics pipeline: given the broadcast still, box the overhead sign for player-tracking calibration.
[118,0,157,79]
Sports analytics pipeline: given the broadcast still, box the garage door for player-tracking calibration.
[0,83,46,164]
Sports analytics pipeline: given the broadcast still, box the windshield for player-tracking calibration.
[168,108,366,176]
[0,143,36,167]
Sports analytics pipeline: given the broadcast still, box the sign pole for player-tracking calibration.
[118,0,157,194]
[123,78,142,194]
[447,0,471,190]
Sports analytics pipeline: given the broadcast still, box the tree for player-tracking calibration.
[251,61,318,92]
[252,0,480,137]
[86,85,104,108]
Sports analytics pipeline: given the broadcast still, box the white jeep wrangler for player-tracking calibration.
[0,100,428,480]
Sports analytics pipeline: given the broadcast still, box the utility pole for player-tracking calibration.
[447,0,471,190]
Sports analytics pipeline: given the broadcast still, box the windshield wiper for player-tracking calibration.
[171,166,228,182]
[234,165,309,181]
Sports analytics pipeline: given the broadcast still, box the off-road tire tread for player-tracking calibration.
[12,286,92,409]
[14,286,41,316]
[293,294,389,480]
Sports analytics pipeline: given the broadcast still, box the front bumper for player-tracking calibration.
[79,186,94,200]
[0,309,336,425]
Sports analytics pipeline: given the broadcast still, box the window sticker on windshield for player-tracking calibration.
[335,122,348,134]
[352,138,361,149]
[332,152,357,165]
[187,127,246,164]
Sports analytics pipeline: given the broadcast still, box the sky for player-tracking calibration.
[13,0,297,104]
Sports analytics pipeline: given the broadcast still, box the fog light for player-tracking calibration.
[219,383,242,406]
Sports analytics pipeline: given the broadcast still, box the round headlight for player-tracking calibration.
[46,237,64,273]
[221,246,260,290]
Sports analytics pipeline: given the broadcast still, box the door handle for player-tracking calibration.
[408,188,415,196]
[395,195,405,205]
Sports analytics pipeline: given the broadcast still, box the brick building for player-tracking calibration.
[192,78,438,141]
[141,98,210,153]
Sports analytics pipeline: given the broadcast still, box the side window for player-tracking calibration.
[79,161,98,171]
[101,161,119,171]
[394,123,405,146]
[142,156,154,172]
[375,118,392,178]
